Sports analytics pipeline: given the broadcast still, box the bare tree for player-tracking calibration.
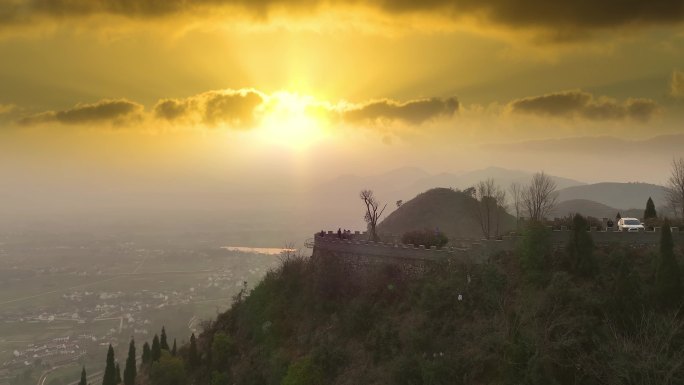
[667,157,684,219]
[522,171,558,222]
[360,189,387,241]
[509,182,523,231]
[471,179,506,239]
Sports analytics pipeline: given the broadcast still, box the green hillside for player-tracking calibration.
[129,224,684,385]
[378,188,516,239]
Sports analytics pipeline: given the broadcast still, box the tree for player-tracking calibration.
[655,220,682,310]
[471,179,506,239]
[644,197,657,220]
[360,189,387,241]
[123,339,136,385]
[509,182,523,231]
[171,339,177,356]
[141,342,151,367]
[566,214,596,277]
[78,367,87,385]
[160,327,169,351]
[149,352,186,385]
[522,171,558,222]
[188,333,200,369]
[281,356,324,385]
[102,345,116,385]
[667,157,684,219]
[115,363,122,384]
[667,158,684,218]
[151,334,161,363]
[519,221,552,285]
[212,332,234,370]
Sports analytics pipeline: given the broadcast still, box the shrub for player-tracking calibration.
[401,229,449,249]
[281,356,324,385]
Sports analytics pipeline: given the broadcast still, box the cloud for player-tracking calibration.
[18,99,143,126]
[2,0,684,35]
[341,97,459,125]
[0,103,16,114]
[508,90,661,122]
[154,89,265,128]
[670,70,684,98]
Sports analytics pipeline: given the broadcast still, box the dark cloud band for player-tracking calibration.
[18,99,143,126]
[509,90,660,122]
[1,0,683,33]
[342,97,459,125]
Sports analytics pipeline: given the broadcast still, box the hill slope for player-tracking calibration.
[377,188,515,239]
[556,182,666,210]
[550,199,621,219]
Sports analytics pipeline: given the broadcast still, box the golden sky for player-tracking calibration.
[1,0,684,199]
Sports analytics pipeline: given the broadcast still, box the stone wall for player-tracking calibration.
[313,227,683,270]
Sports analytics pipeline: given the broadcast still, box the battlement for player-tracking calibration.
[313,227,683,266]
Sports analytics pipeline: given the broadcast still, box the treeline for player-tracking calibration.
[93,215,684,384]
[80,327,198,385]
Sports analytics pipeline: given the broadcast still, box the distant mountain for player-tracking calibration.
[550,199,621,219]
[314,167,586,211]
[377,187,515,239]
[556,182,667,211]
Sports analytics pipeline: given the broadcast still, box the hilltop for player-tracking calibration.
[377,188,516,239]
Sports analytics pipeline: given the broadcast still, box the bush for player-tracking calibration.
[149,352,186,385]
[281,356,324,385]
[401,229,449,249]
[518,222,552,285]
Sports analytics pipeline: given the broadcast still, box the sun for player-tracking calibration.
[258,91,328,150]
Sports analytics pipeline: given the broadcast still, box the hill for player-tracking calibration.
[556,182,666,210]
[134,233,684,385]
[377,188,516,239]
[550,199,620,219]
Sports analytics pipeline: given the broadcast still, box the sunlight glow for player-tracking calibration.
[258,91,328,150]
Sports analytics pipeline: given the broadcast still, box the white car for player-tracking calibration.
[618,218,645,232]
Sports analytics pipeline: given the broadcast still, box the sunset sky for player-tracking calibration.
[1,0,684,215]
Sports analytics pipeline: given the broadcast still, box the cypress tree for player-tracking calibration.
[567,214,596,277]
[655,220,682,310]
[151,334,161,363]
[188,333,199,369]
[102,344,116,385]
[141,342,151,367]
[115,363,122,385]
[160,327,169,351]
[78,367,87,385]
[644,197,657,220]
[171,339,177,356]
[123,339,136,385]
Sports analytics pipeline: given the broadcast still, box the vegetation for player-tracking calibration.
[100,219,684,384]
[644,196,657,220]
[78,367,87,385]
[401,229,448,249]
[101,345,116,385]
[123,339,136,385]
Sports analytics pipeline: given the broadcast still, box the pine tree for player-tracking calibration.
[78,367,87,385]
[644,197,657,220]
[123,339,136,385]
[115,363,122,384]
[567,214,596,277]
[151,334,161,363]
[655,220,682,310]
[171,339,177,356]
[102,344,116,385]
[141,342,151,367]
[160,327,169,351]
[188,333,199,369]
[616,212,622,222]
